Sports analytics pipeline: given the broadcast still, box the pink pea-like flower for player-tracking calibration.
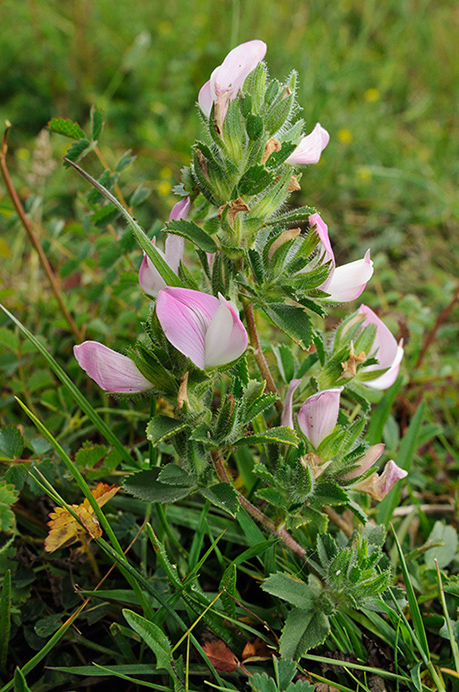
[356,305,404,390]
[139,197,190,296]
[285,123,330,165]
[296,388,343,449]
[309,213,374,302]
[353,460,408,501]
[74,341,152,393]
[341,443,385,480]
[156,287,248,370]
[198,40,267,123]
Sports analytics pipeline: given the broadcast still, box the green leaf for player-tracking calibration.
[0,425,24,459]
[280,607,330,659]
[90,105,104,141]
[246,114,264,140]
[200,483,239,516]
[0,569,11,674]
[64,139,95,164]
[47,117,85,140]
[238,165,274,195]
[0,481,19,532]
[14,668,32,692]
[262,573,317,610]
[220,565,237,620]
[262,303,312,348]
[146,416,189,446]
[233,426,298,447]
[157,463,192,486]
[123,468,192,504]
[424,521,458,569]
[167,218,218,253]
[75,443,109,469]
[265,142,297,169]
[122,609,175,677]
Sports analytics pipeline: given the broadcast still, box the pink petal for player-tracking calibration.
[326,250,374,302]
[281,378,302,429]
[198,80,214,118]
[356,305,404,388]
[139,241,168,297]
[354,460,408,501]
[309,213,334,264]
[204,295,248,367]
[364,341,404,390]
[286,123,330,165]
[74,341,152,393]
[169,196,190,221]
[297,388,343,449]
[342,443,385,480]
[214,40,267,94]
[164,235,184,275]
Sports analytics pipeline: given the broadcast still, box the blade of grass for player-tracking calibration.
[64,158,184,288]
[390,526,447,692]
[435,560,459,672]
[0,304,134,466]
[0,570,11,677]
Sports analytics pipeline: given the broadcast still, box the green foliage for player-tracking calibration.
[0,482,19,533]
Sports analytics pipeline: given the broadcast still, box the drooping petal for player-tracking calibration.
[309,213,334,265]
[204,295,248,367]
[139,241,168,296]
[74,342,152,393]
[286,123,330,165]
[297,388,343,449]
[198,80,214,118]
[325,250,374,302]
[281,379,302,429]
[342,443,385,480]
[357,305,404,389]
[353,460,408,501]
[139,197,189,296]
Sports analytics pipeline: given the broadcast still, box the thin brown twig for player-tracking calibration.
[211,450,307,561]
[241,298,282,414]
[414,284,459,370]
[0,124,83,342]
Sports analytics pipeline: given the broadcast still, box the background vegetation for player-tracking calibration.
[0,0,458,690]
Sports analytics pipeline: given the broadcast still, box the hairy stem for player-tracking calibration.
[0,125,83,342]
[242,298,282,414]
[211,450,307,560]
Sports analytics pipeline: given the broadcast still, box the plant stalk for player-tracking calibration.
[0,125,83,342]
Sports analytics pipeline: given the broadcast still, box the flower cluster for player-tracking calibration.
[73,39,407,511]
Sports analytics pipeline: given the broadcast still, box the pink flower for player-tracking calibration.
[353,460,408,501]
[285,123,330,165]
[156,287,248,369]
[198,40,267,122]
[139,197,190,296]
[297,388,343,449]
[74,341,152,393]
[309,213,374,302]
[341,443,385,480]
[281,378,302,429]
[356,305,404,389]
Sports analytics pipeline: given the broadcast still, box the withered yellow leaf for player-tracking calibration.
[44,483,120,553]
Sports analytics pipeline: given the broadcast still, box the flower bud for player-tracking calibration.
[297,388,343,449]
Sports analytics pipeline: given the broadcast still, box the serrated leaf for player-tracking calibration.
[167,218,217,253]
[234,426,298,447]
[201,483,239,516]
[48,117,85,140]
[123,468,192,504]
[0,481,19,532]
[280,608,330,659]
[262,573,317,610]
[146,416,188,446]
[238,165,274,195]
[262,303,312,347]
[0,425,24,459]
[157,463,192,486]
[75,443,109,469]
[64,138,95,165]
[90,105,104,141]
[123,609,175,677]
[265,142,297,169]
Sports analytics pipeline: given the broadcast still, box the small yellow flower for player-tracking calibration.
[338,128,353,144]
[157,180,172,197]
[365,88,380,103]
[357,166,372,182]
